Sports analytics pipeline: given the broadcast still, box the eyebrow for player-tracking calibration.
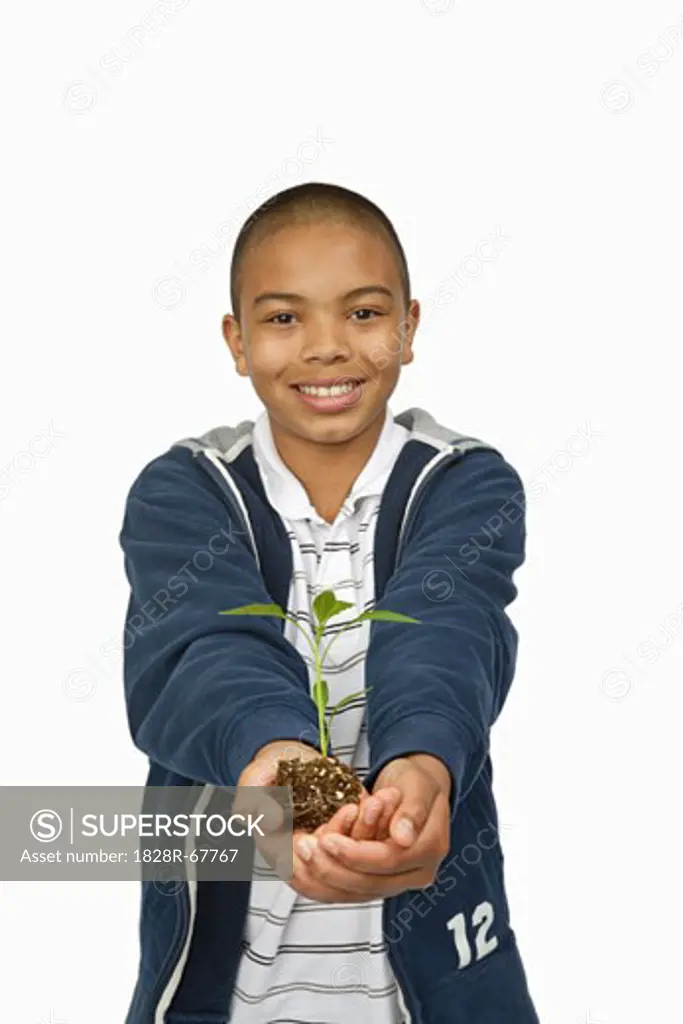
[252,285,394,308]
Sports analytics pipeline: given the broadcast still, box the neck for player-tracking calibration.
[269,409,387,524]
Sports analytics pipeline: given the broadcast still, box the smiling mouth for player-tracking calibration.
[292,380,363,397]
[289,376,366,413]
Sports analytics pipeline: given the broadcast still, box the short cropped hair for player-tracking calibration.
[229,182,410,320]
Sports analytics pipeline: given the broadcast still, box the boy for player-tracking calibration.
[119,182,539,1023]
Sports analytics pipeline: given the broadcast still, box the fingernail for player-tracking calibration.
[322,835,340,855]
[395,818,414,843]
[297,837,316,862]
[363,800,380,825]
[343,804,358,827]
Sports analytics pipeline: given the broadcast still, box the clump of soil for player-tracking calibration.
[274,754,363,831]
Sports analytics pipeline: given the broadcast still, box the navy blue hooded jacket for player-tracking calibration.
[118,406,539,1024]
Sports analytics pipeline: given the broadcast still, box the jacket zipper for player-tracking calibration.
[149,451,258,1023]
[395,447,462,564]
[388,918,420,1022]
[152,786,217,1023]
[385,445,475,1024]
[199,449,261,563]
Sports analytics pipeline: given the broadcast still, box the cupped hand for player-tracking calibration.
[236,745,447,905]
[288,784,403,903]
[295,755,452,899]
[235,741,399,901]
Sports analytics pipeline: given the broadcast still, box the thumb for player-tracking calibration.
[234,756,282,833]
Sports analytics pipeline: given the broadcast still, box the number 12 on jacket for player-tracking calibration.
[446,901,499,969]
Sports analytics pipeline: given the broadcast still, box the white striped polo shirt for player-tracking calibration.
[229,406,411,1024]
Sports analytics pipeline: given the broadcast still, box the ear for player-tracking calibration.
[400,299,420,366]
[222,313,250,377]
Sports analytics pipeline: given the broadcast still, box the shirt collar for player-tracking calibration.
[252,406,409,523]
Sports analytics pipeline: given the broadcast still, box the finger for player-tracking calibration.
[235,750,319,875]
[291,838,376,902]
[316,833,403,875]
[315,801,359,839]
[319,791,450,876]
[234,766,297,875]
[349,793,385,841]
[370,787,402,841]
[233,786,284,832]
[349,786,401,841]
[232,786,286,875]
[296,838,434,900]
[291,867,375,903]
[253,741,319,784]
[240,756,278,787]
[289,850,353,902]
[388,771,440,848]
[299,835,408,898]
[234,756,283,831]
[291,805,358,870]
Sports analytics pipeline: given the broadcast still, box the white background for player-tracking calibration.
[2,0,682,1021]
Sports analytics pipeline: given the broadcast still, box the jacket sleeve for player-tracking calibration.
[118,448,320,787]
[363,450,526,816]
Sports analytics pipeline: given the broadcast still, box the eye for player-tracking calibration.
[266,312,296,325]
[350,308,382,322]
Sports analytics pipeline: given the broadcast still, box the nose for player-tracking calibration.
[298,316,351,365]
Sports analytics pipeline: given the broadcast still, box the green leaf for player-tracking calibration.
[312,677,329,710]
[219,602,285,618]
[313,590,355,627]
[313,590,336,625]
[329,689,367,714]
[329,600,355,619]
[358,609,421,624]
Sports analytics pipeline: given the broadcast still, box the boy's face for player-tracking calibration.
[222,219,419,447]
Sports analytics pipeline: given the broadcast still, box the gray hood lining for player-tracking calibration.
[173,407,492,462]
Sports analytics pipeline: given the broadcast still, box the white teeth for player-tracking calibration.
[297,382,357,397]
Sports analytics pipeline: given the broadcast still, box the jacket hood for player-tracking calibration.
[173,406,494,462]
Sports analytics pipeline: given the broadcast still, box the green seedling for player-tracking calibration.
[219,588,420,757]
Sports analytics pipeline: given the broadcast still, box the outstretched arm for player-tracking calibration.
[363,450,526,818]
[119,448,321,787]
